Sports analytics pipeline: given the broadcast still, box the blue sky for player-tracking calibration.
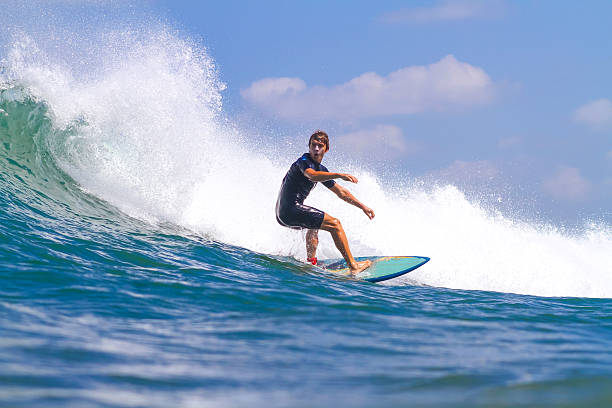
[4,0,611,225]
[150,0,611,225]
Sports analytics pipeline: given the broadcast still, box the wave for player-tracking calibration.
[1,30,611,298]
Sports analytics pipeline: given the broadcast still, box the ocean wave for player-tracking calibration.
[1,31,611,298]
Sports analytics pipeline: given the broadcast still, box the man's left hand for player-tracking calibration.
[363,207,375,220]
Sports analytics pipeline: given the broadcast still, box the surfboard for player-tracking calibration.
[317,256,430,283]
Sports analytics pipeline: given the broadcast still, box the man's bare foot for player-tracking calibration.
[349,260,371,275]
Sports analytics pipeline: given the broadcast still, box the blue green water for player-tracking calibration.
[3,195,612,408]
[2,25,612,407]
[4,194,612,408]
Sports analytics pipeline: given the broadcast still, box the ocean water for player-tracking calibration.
[2,23,612,408]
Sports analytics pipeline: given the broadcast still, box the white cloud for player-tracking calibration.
[243,77,306,99]
[334,124,420,159]
[542,166,592,201]
[573,98,612,129]
[242,55,494,121]
[429,160,500,184]
[379,0,505,24]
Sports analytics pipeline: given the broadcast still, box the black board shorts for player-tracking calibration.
[276,200,325,230]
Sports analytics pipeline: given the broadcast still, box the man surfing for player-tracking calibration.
[276,130,375,275]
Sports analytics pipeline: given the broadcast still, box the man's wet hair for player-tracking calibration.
[309,130,329,152]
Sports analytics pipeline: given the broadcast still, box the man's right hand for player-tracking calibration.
[340,173,358,183]
[362,206,375,220]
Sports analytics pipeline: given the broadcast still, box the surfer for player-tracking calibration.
[276,130,375,275]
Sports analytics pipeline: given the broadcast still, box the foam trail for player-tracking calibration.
[2,29,611,299]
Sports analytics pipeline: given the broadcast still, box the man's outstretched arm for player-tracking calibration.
[329,184,375,220]
[303,168,358,183]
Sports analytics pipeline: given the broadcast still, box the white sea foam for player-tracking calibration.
[2,29,611,298]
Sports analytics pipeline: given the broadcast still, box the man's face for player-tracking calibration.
[309,139,327,163]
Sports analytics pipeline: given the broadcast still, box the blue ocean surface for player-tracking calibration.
[2,22,612,408]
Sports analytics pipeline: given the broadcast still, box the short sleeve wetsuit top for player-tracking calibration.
[276,153,336,230]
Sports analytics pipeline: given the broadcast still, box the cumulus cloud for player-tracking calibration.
[429,160,500,185]
[572,98,612,129]
[379,0,505,24]
[542,166,592,201]
[242,55,494,121]
[333,124,420,159]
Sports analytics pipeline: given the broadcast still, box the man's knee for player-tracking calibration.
[323,216,342,232]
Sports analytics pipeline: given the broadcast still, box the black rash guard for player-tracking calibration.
[276,153,336,230]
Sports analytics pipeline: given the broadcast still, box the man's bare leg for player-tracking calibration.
[306,229,318,260]
[319,213,371,275]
